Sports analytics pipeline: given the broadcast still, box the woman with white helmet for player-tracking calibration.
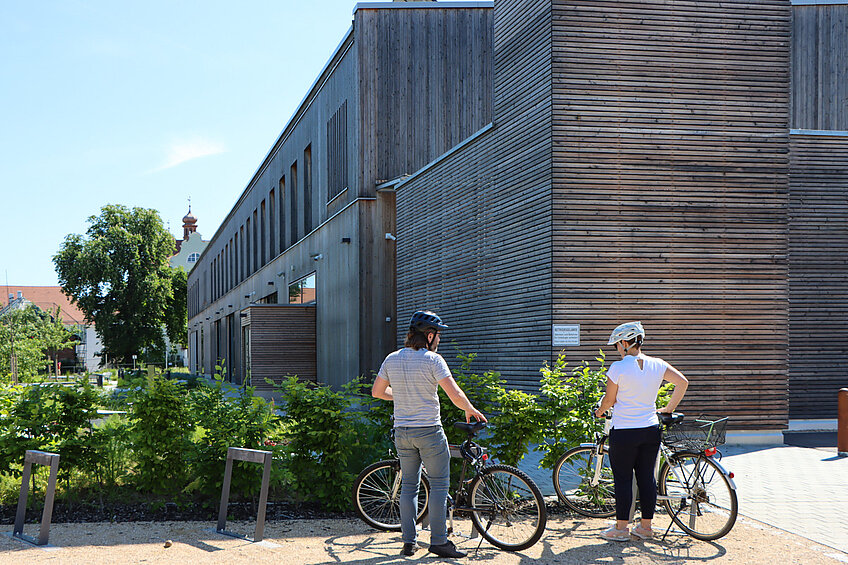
[594,321,689,541]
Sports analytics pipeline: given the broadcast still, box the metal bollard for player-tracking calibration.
[838,388,848,457]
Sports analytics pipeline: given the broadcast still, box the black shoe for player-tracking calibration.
[401,542,418,556]
[428,540,466,558]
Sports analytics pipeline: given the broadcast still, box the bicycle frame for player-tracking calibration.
[583,415,737,513]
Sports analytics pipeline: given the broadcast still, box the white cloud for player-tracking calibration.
[153,137,226,172]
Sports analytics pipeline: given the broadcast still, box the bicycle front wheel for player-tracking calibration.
[468,464,547,551]
[658,452,738,541]
[553,446,616,518]
[352,459,429,531]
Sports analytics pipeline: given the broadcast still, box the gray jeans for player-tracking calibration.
[394,425,451,545]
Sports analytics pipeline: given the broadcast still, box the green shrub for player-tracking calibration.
[439,348,505,445]
[276,376,358,511]
[129,377,192,494]
[90,414,132,490]
[0,380,100,484]
[535,352,608,470]
[489,388,541,466]
[186,372,276,500]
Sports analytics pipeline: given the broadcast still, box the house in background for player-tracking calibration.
[1,286,102,373]
[169,207,208,273]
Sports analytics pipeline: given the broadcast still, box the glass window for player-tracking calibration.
[188,252,200,263]
[289,273,316,304]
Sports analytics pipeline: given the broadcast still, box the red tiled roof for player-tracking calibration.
[1,286,88,325]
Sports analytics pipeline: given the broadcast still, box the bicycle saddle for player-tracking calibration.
[453,421,487,436]
[658,412,684,426]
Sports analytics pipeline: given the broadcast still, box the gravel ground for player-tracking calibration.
[2,514,846,565]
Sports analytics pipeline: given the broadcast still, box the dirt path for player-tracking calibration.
[1,515,845,565]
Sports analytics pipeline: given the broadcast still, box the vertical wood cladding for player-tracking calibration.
[789,135,848,419]
[396,0,551,388]
[327,101,349,202]
[792,4,848,130]
[552,0,791,429]
[356,6,494,193]
[247,305,317,392]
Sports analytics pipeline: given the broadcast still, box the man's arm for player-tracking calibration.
[372,375,393,401]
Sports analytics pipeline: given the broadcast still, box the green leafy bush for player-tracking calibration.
[0,380,100,484]
[439,348,504,445]
[489,388,541,466]
[276,376,358,511]
[186,373,276,500]
[535,352,608,470]
[129,377,192,494]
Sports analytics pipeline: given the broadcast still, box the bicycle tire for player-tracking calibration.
[352,459,429,531]
[468,464,547,551]
[553,446,616,518]
[658,451,738,541]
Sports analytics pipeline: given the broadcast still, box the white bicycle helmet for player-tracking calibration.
[607,321,645,345]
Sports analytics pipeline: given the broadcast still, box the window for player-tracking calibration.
[290,162,298,244]
[252,209,259,271]
[278,176,287,251]
[187,252,200,263]
[260,200,267,266]
[327,100,348,202]
[304,144,313,233]
[269,189,276,258]
[289,273,316,304]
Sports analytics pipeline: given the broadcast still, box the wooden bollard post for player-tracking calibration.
[839,388,848,457]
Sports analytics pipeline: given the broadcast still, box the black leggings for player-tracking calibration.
[608,425,661,521]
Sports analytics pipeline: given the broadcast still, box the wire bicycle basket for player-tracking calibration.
[662,416,728,451]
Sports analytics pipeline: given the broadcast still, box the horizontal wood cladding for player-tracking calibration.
[396,0,552,390]
[552,0,790,429]
[792,4,848,130]
[247,305,317,391]
[788,135,848,419]
[356,6,493,194]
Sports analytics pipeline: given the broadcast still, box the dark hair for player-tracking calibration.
[622,336,643,350]
[405,329,433,351]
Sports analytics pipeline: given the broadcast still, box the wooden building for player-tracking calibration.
[394,0,847,434]
[190,0,847,433]
[187,2,493,393]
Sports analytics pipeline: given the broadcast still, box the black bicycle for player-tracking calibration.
[352,421,547,551]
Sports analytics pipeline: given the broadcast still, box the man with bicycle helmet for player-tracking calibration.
[372,310,486,558]
[594,321,688,541]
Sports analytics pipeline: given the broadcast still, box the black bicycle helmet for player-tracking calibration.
[409,310,449,332]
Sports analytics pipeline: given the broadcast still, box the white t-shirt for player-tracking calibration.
[377,347,453,427]
[607,353,670,430]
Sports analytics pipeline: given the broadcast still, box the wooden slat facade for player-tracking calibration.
[246,305,317,391]
[397,0,552,387]
[792,3,848,131]
[188,4,495,390]
[551,0,791,430]
[789,134,848,419]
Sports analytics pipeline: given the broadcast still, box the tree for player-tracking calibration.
[0,305,77,382]
[54,204,182,365]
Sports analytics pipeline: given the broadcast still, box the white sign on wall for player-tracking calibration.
[552,324,580,347]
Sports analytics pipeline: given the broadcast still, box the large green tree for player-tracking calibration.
[54,204,186,364]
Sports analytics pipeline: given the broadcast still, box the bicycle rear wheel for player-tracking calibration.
[658,451,738,541]
[468,464,547,551]
[352,459,429,531]
[553,446,616,518]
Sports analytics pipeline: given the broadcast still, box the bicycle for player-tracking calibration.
[352,421,547,551]
[552,410,738,541]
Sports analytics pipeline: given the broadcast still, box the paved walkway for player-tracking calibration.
[516,441,848,558]
[721,444,848,555]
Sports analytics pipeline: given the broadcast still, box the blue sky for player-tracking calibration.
[1,0,381,287]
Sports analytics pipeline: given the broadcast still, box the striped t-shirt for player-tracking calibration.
[377,347,452,427]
